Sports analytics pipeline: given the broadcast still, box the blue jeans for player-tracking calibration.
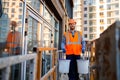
[66,55,81,80]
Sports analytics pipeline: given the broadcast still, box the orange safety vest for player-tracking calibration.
[64,31,82,55]
[6,31,21,54]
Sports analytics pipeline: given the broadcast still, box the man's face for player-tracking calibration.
[69,23,76,30]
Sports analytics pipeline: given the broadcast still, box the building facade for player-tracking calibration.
[0,0,74,79]
[82,0,120,41]
[73,0,82,32]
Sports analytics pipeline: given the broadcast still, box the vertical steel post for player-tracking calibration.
[21,0,27,80]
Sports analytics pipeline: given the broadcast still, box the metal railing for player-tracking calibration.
[0,54,37,80]
[0,48,61,80]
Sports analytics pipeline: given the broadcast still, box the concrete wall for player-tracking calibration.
[95,21,120,80]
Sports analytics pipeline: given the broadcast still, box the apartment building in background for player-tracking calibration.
[84,0,120,41]
[73,0,82,32]
[73,0,120,41]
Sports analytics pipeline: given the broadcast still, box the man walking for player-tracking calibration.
[61,19,86,80]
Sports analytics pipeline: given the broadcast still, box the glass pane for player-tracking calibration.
[26,60,35,80]
[54,20,59,48]
[43,26,51,47]
[42,50,51,76]
[44,8,52,23]
[27,0,40,12]
[0,0,23,57]
[0,63,22,80]
[40,3,44,16]
[27,16,39,54]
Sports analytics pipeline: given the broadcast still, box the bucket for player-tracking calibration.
[59,60,70,73]
[77,60,89,74]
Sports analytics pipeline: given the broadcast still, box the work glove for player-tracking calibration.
[82,48,85,54]
[82,49,85,53]
[62,49,66,53]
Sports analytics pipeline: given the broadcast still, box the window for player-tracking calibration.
[11,8,15,13]
[107,5,111,10]
[84,1,87,5]
[3,8,8,13]
[99,0,103,3]
[107,19,111,24]
[19,8,22,13]
[89,0,96,5]
[100,19,104,24]
[19,3,22,7]
[115,4,119,8]
[44,8,52,23]
[89,21,96,25]
[115,11,119,15]
[89,7,96,12]
[84,34,87,38]
[89,13,96,18]
[11,14,14,18]
[100,12,104,17]
[12,2,15,6]
[99,5,103,10]
[89,34,96,39]
[84,7,87,11]
[107,0,111,2]
[84,21,87,24]
[89,27,96,32]
[19,15,22,19]
[107,12,111,17]
[84,14,87,17]
[4,2,9,7]
[84,27,87,31]
[100,26,104,31]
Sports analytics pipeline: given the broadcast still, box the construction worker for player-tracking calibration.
[5,21,21,55]
[61,19,86,80]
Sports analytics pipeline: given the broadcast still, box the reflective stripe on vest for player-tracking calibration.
[66,31,81,45]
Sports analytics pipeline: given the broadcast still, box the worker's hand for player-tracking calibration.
[82,49,85,54]
[62,49,66,53]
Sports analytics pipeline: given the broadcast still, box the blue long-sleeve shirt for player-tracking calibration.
[61,31,86,53]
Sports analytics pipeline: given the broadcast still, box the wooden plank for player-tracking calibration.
[36,51,42,80]
[41,66,56,80]
[51,50,57,80]
[38,47,57,51]
[0,54,36,69]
